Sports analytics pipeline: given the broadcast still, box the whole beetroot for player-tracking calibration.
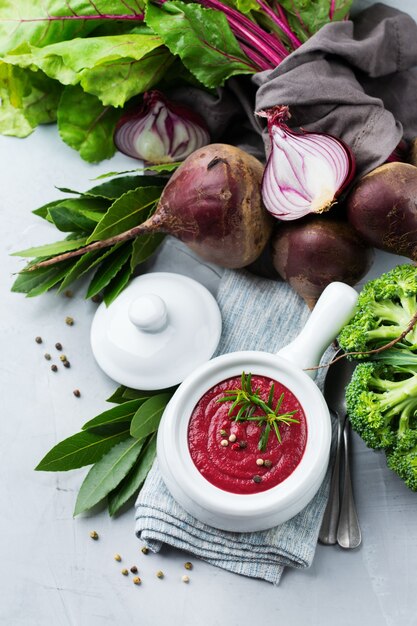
[347,162,417,260]
[30,144,274,270]
[272,216,374,308]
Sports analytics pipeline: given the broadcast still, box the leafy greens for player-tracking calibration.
[0,0,353,161]
[36,385,176,516]
[12,175,166,303]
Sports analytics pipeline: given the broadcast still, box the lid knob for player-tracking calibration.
[128,294,168,333]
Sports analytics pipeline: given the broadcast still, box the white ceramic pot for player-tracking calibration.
[157,282,358,532]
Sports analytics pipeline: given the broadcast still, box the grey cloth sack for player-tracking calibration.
[135,270,335,585]
[254,2,417,175]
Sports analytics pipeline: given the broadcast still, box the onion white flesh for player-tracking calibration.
[259,106,356,221]
[114,90,210,164]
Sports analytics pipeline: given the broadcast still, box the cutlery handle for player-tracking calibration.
[337,420,362,549]
[318,416,345,545]
[277,282,358,379]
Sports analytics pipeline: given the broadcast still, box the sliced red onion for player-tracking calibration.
[258,106,356,221]
[114,90,210,164]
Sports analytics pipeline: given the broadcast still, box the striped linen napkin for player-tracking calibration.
[135,269,335,585]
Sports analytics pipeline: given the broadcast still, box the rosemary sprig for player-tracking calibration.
[217,372,299,451]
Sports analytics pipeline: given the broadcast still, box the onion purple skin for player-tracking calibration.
[272,216,374,309]
[347,162,417,260]
[154,144,274,268]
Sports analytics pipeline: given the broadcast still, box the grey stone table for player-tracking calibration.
[2,36,417,626]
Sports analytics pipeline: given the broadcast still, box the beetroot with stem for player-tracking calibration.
[272,216,374,308]
[32,144,274,270]
[347,163,417,260]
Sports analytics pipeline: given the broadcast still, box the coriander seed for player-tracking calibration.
[73,389,81,398]
[64,290,73,298]
[59,355,68,362]
[89,530,99,540]
[35,336,42,344]
[114,554,122,562]
[133,577,141,585]
[253,475,262,483]
[65,316,74,326]
[91,294,102,304]
[228,434,237,443]
[156,570,164,579]
[141,546,149,555]
[264,459,273,468]
[121,569,129,576]
[181,575,190,583]
[63,361,71,368]
[55,342,62,351]
[239,441,247,449]
[51,364,58,372]
[44,353,51,361]
[184,562,193,570]
[130,566,138,574]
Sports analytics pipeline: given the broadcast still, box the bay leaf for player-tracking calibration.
[86,175,166,200]
[130,232,165,270]
[87,186,161,243]
[106,386,129,404]
[12,237,87,258]
[74,437,145,515]
[85,242,132,299]
[57,244,122,293]
[108,433,157,516]
[130,393,172,440]
[35,429,130,472]
[102,260,132,306]
[82,399,143,432]
[11,260,72,296]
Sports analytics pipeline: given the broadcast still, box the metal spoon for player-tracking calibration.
[319,351,362,549]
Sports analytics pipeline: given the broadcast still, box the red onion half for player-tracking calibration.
[258,106,356,221]
[114,90,210,164]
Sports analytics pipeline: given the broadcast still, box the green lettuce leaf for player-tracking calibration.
[0,0,145,55]
[57,85,120,162]
[0,62,62,137]
[145,1,255,89]
[79,46,173,107]
[4,31,169,106]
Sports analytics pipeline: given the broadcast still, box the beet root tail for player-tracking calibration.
[28,219,156,271]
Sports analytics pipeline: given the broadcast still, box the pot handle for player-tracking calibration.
[276,282,358,379]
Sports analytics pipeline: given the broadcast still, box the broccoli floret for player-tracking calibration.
[386,430,417,491]
[346,362,417,450]
[338,264,417,357]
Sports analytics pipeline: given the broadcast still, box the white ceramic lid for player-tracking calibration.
[90,272,222,390]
